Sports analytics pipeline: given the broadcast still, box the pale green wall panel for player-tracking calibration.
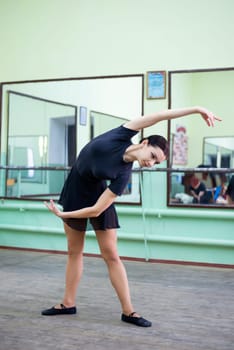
[0,0,233,80]
[1,0,234,139]
[0,200,233,265]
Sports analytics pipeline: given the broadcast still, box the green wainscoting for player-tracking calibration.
[0,199,234,266]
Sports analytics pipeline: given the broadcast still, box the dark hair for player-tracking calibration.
[140,135,169,159]
[226,175,234,201]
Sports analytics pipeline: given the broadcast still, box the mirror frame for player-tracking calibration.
[167,67,234,209]
[0,74,144,157]
[0,74,144,202]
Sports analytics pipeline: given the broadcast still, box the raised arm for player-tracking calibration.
[44,188,117,219]
[124,106,221,131]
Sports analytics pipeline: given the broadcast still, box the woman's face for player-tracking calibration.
[137,140,166,168]
[190,175,200,188]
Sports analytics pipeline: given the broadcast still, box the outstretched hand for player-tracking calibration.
[198,107,222,127]
[44,199,63,218]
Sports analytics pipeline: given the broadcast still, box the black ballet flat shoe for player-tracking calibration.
[121,312,152,327]
[41,304,77,316]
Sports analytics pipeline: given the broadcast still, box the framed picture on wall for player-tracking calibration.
[79,106,87,125]
[146,71,166,99]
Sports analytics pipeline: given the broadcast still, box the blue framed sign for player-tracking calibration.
[147,71,166,99]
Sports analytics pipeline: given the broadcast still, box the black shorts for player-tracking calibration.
[63,204,120,231]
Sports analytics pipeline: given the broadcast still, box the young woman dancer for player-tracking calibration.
[42,107,221,327]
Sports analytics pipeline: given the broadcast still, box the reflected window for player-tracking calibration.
[5,91,77,198]
[204,137,234,168]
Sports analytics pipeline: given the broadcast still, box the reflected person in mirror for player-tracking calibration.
[42,107,221,327]
[225,175,234,204]
[189,173,213,204]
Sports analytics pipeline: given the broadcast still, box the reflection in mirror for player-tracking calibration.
[6,91,76,198]
[0,75,143,201]
[203,136,234,168]
[168,68,234,208]
[90,111,128,139]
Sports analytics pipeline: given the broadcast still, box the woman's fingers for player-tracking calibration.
[202,111,222,127]
[44,199,57,213]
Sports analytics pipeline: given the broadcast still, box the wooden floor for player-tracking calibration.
[0,249,233,350]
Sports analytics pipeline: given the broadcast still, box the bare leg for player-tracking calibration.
[95,229,134,316]
[43,225,151,325]
[55,223,85,308]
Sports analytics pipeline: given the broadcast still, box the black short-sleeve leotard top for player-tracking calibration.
[58,125,138,211]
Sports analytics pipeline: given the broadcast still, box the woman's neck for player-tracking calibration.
[123,144,141,162]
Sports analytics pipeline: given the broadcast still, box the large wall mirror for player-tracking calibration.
[168,68,234,208]
[0,75,143,202]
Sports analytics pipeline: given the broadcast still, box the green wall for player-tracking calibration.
[0,172,234,265]
[0,0,234,265]
[1,0,234,135]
